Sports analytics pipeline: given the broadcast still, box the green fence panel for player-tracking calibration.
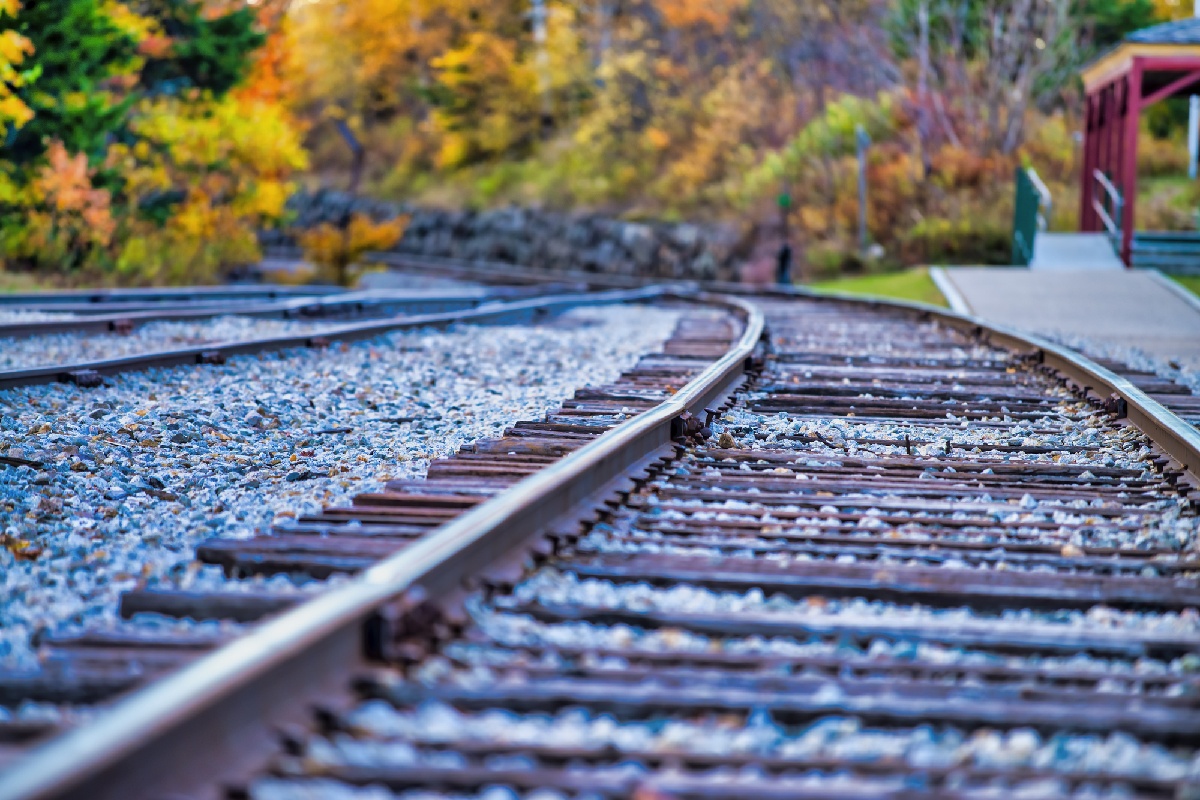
[1012,167,1040,266]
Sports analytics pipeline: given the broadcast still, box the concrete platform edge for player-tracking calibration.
[929,266,972,314]
[1146,268,1200,316]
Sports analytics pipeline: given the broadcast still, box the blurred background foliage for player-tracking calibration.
[0,0,305,283]
[0,0,1198,283]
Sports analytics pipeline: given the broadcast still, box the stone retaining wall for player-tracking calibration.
[264,190,744,281]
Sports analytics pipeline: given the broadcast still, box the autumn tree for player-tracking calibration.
[0,0,34,136]
[0,0,306,281]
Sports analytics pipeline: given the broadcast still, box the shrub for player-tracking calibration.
[298,213,408,286]
[803,240,868,280]
[1138,132,1189,179]
[899,216,1012,265]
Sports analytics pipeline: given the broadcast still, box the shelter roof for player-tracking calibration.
[1082,21,1200,93]
[1126,17,1200,45]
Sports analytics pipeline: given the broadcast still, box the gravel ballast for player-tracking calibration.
[0,305,679,669]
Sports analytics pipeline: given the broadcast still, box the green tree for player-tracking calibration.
[1077,0,1159,48]
[135,0,264,96]
[0,0,138,164]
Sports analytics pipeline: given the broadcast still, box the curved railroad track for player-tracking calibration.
[0,284,564,341]
[0,288,649,392]
[1,287,1199,800]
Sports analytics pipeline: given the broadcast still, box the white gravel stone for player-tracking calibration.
[0,305,679,668]
[333,700,1200,782]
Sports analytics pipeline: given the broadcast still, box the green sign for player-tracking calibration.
[777,192,791,209]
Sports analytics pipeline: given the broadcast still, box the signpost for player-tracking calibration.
[856,124,871,252]
[1192,0,1199,180]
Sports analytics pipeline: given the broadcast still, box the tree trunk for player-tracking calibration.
[334,118,366,196]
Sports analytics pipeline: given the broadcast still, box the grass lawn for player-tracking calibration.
[1170,274,1200,300]
[809,267,948,308]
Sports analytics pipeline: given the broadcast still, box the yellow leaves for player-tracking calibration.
[77,91,304,282]
[132,94,308,178]
[0,92,32,128]
[239,178,289,218]
[297,225,348,276]
[0,28,32,64]
[101,1,157,43]
[430,30,540,166]
[349,213,407,252]
[653,0,745,29]
[645,127,671,151]
[436,132,472,171]
[2,534,42,561]
[0,6,35,132]
[0,169,27,204]
[298,213,408,284]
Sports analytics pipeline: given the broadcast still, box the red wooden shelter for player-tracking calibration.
[1080,18,1200,268]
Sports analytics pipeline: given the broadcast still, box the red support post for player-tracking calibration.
[1108,77,1118,215]
[1107,83,1120,185]
[1081,92,1097,231]
[1097,85,1110,191]
[1120,60,1142,267]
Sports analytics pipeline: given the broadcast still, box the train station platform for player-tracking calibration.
[932,267,1200,370]
[1029,233,1124,270]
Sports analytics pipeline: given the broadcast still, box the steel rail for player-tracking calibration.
[0,287,667,391]
[0,288,512,339]
[0,292,763,800]
[0,284,343,306]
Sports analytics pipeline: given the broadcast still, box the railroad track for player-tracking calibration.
[0,290,731,780]
[363,251,1200,436]
[0,289,646,392]
[1087,356,1200,432]
[0,286,553,340]
[3,290,1200,799]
